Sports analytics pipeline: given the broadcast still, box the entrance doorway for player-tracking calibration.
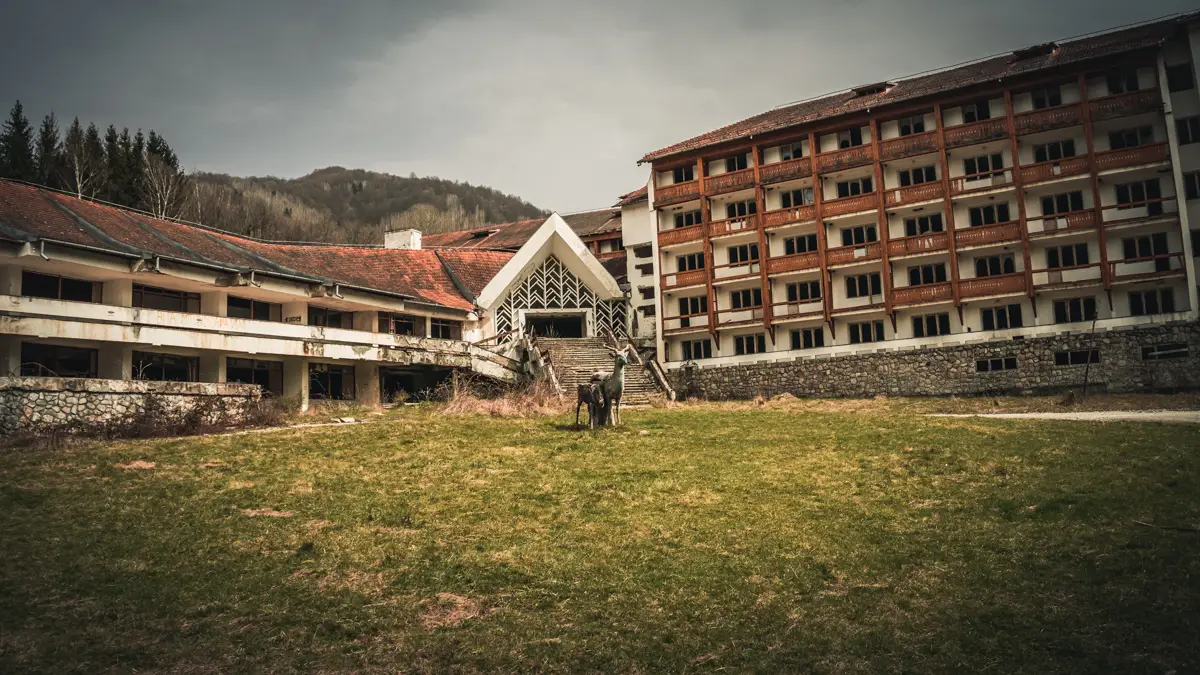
[526,314,585,338]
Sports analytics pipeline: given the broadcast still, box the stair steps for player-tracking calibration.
[537,337,662,405]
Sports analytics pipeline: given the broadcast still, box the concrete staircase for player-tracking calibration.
[537,337,662,406]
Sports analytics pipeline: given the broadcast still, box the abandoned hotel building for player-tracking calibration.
[3,13,1200,428]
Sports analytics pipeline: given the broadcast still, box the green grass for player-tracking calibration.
[2,403,1198,673]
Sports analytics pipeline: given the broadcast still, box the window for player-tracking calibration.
[309,363,356,401]
[911,312,952,337]
[780,142,805,161]
[1129,288,1175,316]
[641,304,657,317]
[680,338,712,361]
[132,351,198,382]
[308,306,348,328]
[132,284,200,313]
[430,319,461,339]
[677,252,705,272]
[1167,62,1195,92]
[727,243,760,265]
[673,210,702,228]
[1030,85,1062,109]
[780,187,814,208]
[20,271,96,303]
[1054,349,1099,366]
[977,356,1018,372]
[724,200,757,219]
[19,342,98,378]
[903,213,944,236]
[1041,191,1085,216]
[968,203,1011,227]
[898,115,926,136]
[962,100,991,123]
[835,176,873,198]
[786,280,821,302]
[1142,343,1188,360]
[1122,232,1170,261]
[1105,70,1140,95]
[848,320,885,344]
[677,296,708,327]
[610,238,625,251]
[838,127,864,148]
[639,286,655,300]
[1177,117,1200,145]
[724,154,748,172]
[898,165,937,187]
[907,263,947,286]
[975,255,1016,277]
[1115,179,1162,214]
[845,272,883,298]
[791,327,825,350]
[840,224,878,246]
[1053,297,1098,324]
[672,165,694,183]
[783,233,818,255]
[1108,126,1153,150]
[981,304,1024,331]
[729,287,763,309]
[1033,139,1077,163]
[1046,243,1089,269]
[963,153,1004,179]
[227,296,280,322]
[226,358,283,395]
[379,313,421,336]
[734,333,767,355]
[1185,172,1200,200]
[633,245,653,259]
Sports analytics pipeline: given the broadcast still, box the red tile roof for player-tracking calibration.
[617,186,648,207]
[422,209,621,250]
[640,14,1191,162]
[435,249,515,298]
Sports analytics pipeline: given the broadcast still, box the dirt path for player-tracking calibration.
[930,410,1200,424]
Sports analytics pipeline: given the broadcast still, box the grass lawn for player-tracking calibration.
[2,401,1199,673]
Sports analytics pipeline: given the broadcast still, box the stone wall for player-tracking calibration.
[0,377,262,433]
[667,321,1200,400]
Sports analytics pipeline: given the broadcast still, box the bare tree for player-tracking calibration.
[60,118,103,199]
[141,153,189,219]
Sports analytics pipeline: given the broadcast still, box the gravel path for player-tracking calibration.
[930,410,1200,424]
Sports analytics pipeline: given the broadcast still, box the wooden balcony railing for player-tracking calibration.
[711,260,762,282]
[1108,253,1185,281]
[1093,142,1170,172]
[661,268,707,289]
[884,180,944,206]
[1029,209,1097,235]
[825,241,882,265]
[770,301,824,322]
[654,180,701,205]
[954,221,1022,247]
[705,167,756,195]
[658,223,703,246]
[1089,89,1162,122]
[708,214,759,237]
[1018,156,1090,184]
[816,144,874,172]
[950,168,1014,195]
[887,231,949,256]
[766,251,820,275]
[714,305,765,326]
[891,282,953,306]
[662,312,710,334]
[943,117,1007,148]
[958,273,1026,298]
[878,131,939,161]
[762,204,816,228]
[759,157,813,184]
[594,250,625,261]
[821,192,877,217]
[1013,103,1082,135]
[1101,196,1178,226]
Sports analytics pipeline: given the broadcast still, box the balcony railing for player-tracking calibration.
[884,180,944,207]
[958,273,1026,298]
[1108,253,1185,281]
[943,118,1007,148]
[954,221,1022,247]
[662,269,707,289]
[950,168,1014,195]
[1093,142,1170,172]
[1013,103,1082,135]
[878,131,939,161]
[711,260,762,282]
[1031,262,1102,287]
[654,180,701,205]
[770,301,824,322]
[825,241,882,265]
[662,312,711,334]
[821,192,877,217]
[816,144,874,172]
[766,251,820,275]
[708,214,759,237]
[762,204,816,228]
[1088,89,1162,122]
[714,305,765,326]
[1028,209,1097,236]
[705,167,756,195]
[1101,196,1178,226]
[658,223,704,246]
[1018,156,1090,184]
[887,231,949,256]
[892,282,953,306]
[759,157,813,184]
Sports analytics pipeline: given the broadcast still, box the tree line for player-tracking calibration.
[0,100,189,219]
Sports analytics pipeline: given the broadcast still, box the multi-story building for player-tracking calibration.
[633,13,1200,396]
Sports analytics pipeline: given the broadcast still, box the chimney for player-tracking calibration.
[384,228,422,250]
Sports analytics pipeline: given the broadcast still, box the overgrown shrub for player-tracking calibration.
[437,372,562,418]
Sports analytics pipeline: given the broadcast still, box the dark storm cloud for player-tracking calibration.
[1,0,1195,211]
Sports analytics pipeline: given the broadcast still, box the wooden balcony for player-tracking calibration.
[762,204,816,229]
[759,157,813,184]
[654,180,701,206]
[1093,142,1170,172]
[1108,253,1185,282]
[594,250,625,261]
[1101,196,1178,228]
[662,312,710,335]
[892,282,953,306]
[715,305,765,327]
[959,273,1026,298]
[705,167,756,196]
[1029,209,1097,236]
[661,268,707,289]
[1018,156,1090,184]
[1089,89,1162,122]
[770,301,824,322]
[816,144,874,172]
[766,252,820,275]
[658,223,703,246]
[954,221,1022,248]
[821,192,877,217]
[943,118,1007,148]
[950,169,1014,195]
[1013,103,1082,135]
[825,241,882,265]
[884,180,944,207]
[708,214,759,238]
[887,231,949,257]
[878,131,939,161]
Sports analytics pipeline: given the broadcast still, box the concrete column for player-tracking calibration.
[201,291,228,317]
[283,301,308,326]
[98,344,133,380]
[354,362,380,408]
[0,334,22,376]
[0,264,21,296]
[352,310,379,332]
[102,279,133,306]
[283,357,310,412]
[199,353,227,383]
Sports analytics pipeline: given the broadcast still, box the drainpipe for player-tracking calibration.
[38,240,48,260]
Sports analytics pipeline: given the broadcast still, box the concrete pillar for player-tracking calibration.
[199,353,227,383]
[354,362,380,408]
[0,334,22,376]
[102,279,133,306]
[283,357,310,412]
[352,310,379,332]
[98,344,133,380]
[201,291,228,317]
[0,264,21,296]
[283,301,308,326]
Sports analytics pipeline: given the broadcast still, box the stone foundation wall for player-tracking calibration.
[667,322,1200,400]
[0,377,262,432]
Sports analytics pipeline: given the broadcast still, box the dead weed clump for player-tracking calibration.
[419,593,485,630]
[437,374,562,418]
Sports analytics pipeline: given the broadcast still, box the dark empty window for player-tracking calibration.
[845,272,882,298]
[791,327,825,350]
[673,210,702,228]
[964,153,1004,179]
[1046,243,1089,269]
[977,356,1018,372]
[727,243,760,265]
[1054,349,1099,366]
[898,165,937,187]
[911,312,952,338]
[786,281,821,302]
[907,263,947,286]
[729,287,763,309]
[904,214,944,236]
[981,304,1024,331]
[1129,289,1175,316]
[1053,297,1097,324]
[840,224,878,246]
[1031,85,1063,109]
[962,100,991,123]
[1167,62,1195,92]
[1177,117,1200,145]
[848,320,885,344]
[1142,343,1188,360]
[680,339,712,361]
[1115,179,1162,214]
[133,351,198,382]
[1105,70,1140,95]
[734,333,767,355]
[780,187,814,208]
[724,200,757,219]
[969,203,1011,227]
[975,255,1016,277]
[20,342,98,378]
[379,313,422,336]
[21,271,96,303]
[783,234,818,255]
[677,253,705,272]
[1041,191,1085,216]
[724,155,749,172]
[227,296,280,322]
[1033,139,1077,163]
[430,319,461,340]
[835,177,873,198]
[226,358,283,395]
[1109,126,1153,150]
[308,307,348,329]
[1122,232,1170,261]
[1184,171,1200,200]
[672,165,695,183]
[838,127,864,148]
[133,284,200,313]
[898,115,926,136]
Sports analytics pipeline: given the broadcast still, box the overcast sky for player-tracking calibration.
[2,0,1194,212]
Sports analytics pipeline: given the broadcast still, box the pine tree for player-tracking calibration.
[103,124,122,203]
[141,130,188,218]
[0,100,37,182]
[35,112,62,188]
